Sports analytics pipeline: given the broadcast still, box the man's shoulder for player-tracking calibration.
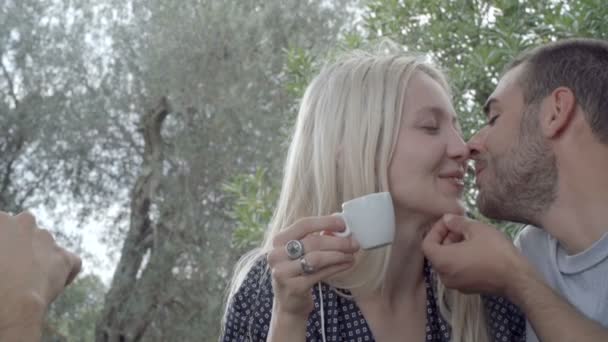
[514,225,548,248]
[514,225,554,261]
[515,226,555,277]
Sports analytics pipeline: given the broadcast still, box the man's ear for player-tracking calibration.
[541,87,576,139]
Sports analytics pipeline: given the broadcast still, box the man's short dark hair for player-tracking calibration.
[506,38,608,144]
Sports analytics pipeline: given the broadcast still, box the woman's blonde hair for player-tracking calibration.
[223,41,488,342]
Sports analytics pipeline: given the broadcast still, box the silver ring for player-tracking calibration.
[285,239,305,260]
[300,256,315,274]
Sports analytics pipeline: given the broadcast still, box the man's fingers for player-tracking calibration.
[422,219,450,258]
[0,211,11,221]
[14,211,37,231]
[424,219,450,245]
[442,214,471,237]
[37,229,56,245]
[423,218,471,273]
[443,231,464,245]
[64,251,82,286]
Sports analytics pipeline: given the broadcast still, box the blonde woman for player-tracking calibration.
[222,45,525,342]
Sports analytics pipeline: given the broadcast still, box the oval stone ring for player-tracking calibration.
[285,239,305,260]
[300,256,315,274]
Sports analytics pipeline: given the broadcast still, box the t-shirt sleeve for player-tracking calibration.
[514,225,542,253]
[222,257,274,342]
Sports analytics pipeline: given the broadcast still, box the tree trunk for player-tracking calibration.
[95,97,170,342]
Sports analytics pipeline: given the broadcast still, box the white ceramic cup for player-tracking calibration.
[333,192,395,250]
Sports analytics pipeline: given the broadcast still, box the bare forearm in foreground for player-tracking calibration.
[509,266,608,342]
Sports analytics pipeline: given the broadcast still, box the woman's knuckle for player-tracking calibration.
[270,267,282,280]
[304,235,320,251]
[271,235,283,248]
[307,253,322,268]
[266,250,279,265]
[293,217,308,229]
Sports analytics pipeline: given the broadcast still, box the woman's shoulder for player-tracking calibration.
[222,253,273,341]
[240,254,272,289]
[229,253,273,306]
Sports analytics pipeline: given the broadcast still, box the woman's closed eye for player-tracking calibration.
[420,121,439,133]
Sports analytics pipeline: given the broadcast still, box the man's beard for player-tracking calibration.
[476,103,558,225]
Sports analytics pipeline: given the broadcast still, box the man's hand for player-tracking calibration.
[423,215,608,341]
[422,214,533,296]
[0,211,82,341]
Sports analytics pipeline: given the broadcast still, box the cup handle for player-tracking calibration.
[331,212,351,237]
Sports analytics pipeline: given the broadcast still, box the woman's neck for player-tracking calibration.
[357,213,436,307]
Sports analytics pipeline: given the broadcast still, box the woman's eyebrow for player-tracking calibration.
[416,106,442,117]
[416,106,457,122]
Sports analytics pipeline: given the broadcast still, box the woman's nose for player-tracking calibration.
[467,127,488,159]
[448,130,470,162]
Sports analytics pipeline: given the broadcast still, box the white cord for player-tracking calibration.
[317,282,327,342]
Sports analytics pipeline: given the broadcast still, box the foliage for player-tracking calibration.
[0,0,140,221]
[91,1,359,340]
[223,169,279,252]
[43,275,106,341]
[222,38,333,252]
[284,47,318,100]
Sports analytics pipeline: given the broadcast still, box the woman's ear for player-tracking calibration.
[541,87,576,139]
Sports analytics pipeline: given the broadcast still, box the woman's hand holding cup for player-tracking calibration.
[267,215,359,318]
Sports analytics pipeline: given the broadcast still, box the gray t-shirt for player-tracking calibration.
[515,226,608,342]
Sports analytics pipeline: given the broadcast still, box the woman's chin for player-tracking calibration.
[438,199,466,216]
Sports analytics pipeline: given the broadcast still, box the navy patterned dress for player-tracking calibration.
[222,257,525,341]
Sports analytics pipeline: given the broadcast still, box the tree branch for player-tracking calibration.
[0,59,19,108]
